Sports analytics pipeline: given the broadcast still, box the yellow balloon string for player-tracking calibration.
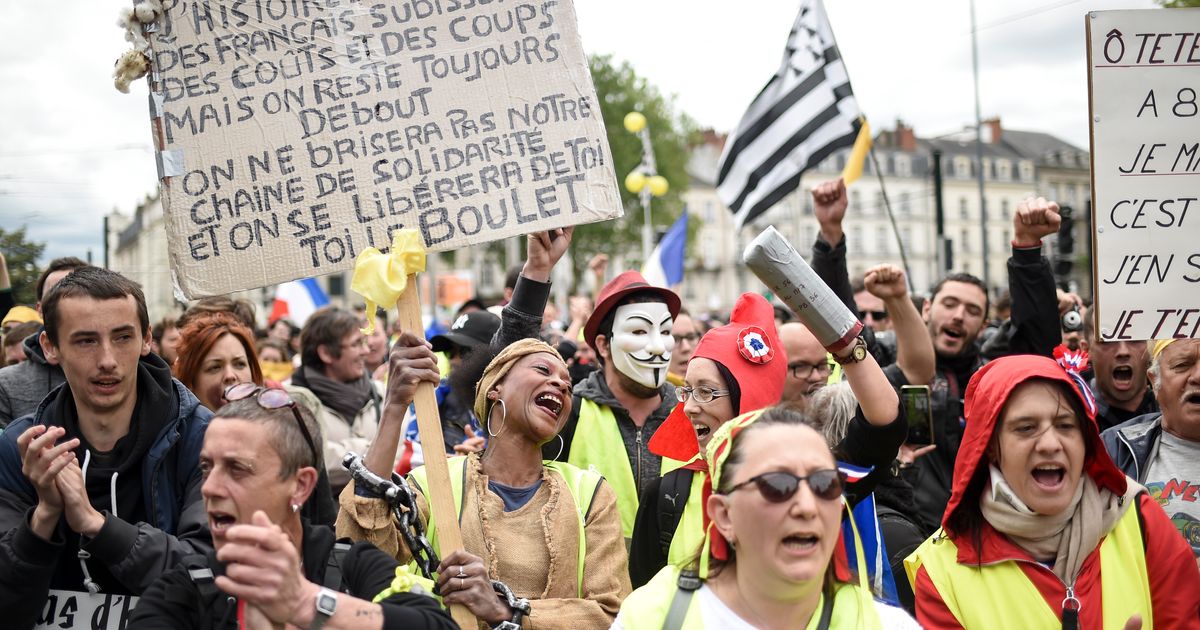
[351,229,427,334]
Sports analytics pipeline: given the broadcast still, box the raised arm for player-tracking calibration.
[492,228,575,350]
[865,264,934,385]
[983,197,1062,359]
[810,178,858,315]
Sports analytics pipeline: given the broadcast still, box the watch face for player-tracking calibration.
[853,344,867,361]
[317,590,338,614]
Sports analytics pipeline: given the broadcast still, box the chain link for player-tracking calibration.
[342,453,441,579]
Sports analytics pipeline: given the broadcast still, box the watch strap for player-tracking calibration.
[310,587,338,630]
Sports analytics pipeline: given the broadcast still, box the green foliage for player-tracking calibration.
[0,227,46,305]
[1156,0,1200,7]
[570,54,697,288]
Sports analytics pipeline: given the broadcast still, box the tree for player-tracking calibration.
[1156,0,1200,6]
[0,227,46,305]
[569,55,698,289]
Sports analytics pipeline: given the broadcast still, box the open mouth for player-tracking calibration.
[209,511,237,533]
[534,392,563,417]
[92,378,120,392]
[692,421,712,441]
[942,328,965,341]
[1111,365,1134,387]
[1031,464,1066,489]
[1183,391,1200,407]
[782,533,820,552]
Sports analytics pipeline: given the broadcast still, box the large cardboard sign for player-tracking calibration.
[145,0,621,298]
[1088,9,1200,342]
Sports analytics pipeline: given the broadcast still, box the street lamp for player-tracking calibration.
[623,111,669,262]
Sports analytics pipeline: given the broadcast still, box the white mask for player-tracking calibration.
[609,302,675,389]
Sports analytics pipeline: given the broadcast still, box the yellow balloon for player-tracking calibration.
[648,175,669,197]
[623,111,647,133]
[625,171,647,193]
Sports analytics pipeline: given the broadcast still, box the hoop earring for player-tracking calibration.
[487,399,508,438]
[549,434,565,461]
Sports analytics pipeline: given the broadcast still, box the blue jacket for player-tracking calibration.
[0,354,213,629]
[1100,411,1163,484]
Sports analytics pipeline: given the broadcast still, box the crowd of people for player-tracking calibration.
[0,182,1197,629]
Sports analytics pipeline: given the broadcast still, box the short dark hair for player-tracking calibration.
[151,315,179,346]
[594,290,671,366]
[42,267,149,346]
[214,396,323,477]
[35,257,90,302]
[930,272,990,314]
[300,306,360,368]
[3,321,40,352]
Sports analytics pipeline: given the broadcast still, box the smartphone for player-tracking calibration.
[901,385,934,446]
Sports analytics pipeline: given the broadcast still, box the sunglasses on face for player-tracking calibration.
[788,360,835,379]
[224,383,320,469]
[857,309,888,321]
[724,469,846,503]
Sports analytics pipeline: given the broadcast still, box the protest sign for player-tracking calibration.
[36,590,137,630]
[1087,8,1200,341]
[144,0,621,298]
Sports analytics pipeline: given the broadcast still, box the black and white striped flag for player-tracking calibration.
[717,0,863,229]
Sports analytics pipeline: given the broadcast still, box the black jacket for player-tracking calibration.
[129,520,455,629]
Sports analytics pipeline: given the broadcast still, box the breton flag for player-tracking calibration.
[717,0,863,229]
[642,211,688,288]
[269,278,330,327]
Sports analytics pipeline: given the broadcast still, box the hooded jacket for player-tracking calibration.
[0,352,213,630]
[0,332,66,427]
[1099,411,1163,484]
[910,355,1200,629]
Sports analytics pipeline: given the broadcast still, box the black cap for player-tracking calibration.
[431,311,501,353]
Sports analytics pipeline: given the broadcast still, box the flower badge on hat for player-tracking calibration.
[736,326,774,364]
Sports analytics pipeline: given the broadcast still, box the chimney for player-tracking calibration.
[895,119,917,152]
[983,117,1002,144]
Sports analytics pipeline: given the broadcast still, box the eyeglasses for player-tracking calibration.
[857,309,888,321]
[675,385,731,404]
[675,333,701,344]
[724,470,846,503]
[224,383,320,468]
[788,360,834,379]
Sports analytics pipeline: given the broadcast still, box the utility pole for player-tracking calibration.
[969,0,990,290]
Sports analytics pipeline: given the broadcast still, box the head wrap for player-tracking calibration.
[1150,338,1177,360]
[473,338,567,425]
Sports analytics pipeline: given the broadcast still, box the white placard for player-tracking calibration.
[36,589,138,630]
[1088,8,1200,342]
[144,0,622,298]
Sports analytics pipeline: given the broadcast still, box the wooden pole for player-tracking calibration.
[395,275,476,629]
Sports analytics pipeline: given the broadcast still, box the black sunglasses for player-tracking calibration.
[857,309,888,321]
[224,383,320,468]
[725,470,846,503]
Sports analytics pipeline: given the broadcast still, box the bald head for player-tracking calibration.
[779,322,833,409]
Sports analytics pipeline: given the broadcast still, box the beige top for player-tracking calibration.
[337,454,631,629]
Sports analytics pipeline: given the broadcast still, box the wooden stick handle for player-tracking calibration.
[395,275,477,630]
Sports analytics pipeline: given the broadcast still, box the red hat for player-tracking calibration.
[584,271,681,350]
[649,293,787,463]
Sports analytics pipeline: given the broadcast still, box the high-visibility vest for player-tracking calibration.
[904,503,1152,629]
[409,456,603,597]
[569,398,643,538]
[618,565,882,630]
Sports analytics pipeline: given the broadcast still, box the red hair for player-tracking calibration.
[174,312,263,392]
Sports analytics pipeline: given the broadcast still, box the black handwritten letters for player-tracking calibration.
[148,0,619,297]
[1091,11,1200,341]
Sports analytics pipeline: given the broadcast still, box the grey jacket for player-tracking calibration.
[0,333,65,427]
[1100,411,1163,484]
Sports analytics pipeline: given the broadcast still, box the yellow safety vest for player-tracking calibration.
[570,398,654,539]
[409,456,602,597]
[618,565,882,630]
[904,504,1152,629]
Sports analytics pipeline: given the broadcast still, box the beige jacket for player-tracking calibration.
[287,382,385,489]
[336,454,631,629]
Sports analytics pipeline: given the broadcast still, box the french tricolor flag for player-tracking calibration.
[838,461,873,484]
[270,278,330,327]
[641,211,688,288]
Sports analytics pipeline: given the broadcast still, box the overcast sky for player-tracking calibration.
[0,0,1158,267]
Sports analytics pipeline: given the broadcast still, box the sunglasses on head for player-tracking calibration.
[724,469,846,503]
[223,383,320,469]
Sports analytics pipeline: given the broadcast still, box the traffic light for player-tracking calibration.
[1055,206,1074,285]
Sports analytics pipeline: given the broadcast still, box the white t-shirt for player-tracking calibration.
[1144,428,1200,557]
[610,584,921,629]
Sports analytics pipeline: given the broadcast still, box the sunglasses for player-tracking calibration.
[224,383,320,469]
[857,309,888,321]
[724,469,846,503]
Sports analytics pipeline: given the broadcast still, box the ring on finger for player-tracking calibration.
[458,577,465,589]
[457,566,467,579]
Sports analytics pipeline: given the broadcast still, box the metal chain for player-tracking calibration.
[342,453,441,579]
[491,579,531,629]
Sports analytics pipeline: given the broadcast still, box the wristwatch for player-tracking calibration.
[311,587,338,630]
[832,336,868,366]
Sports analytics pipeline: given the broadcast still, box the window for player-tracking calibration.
[954,156,971,178]
[328,273,345,297]
[1001,228,1011,249]
[960,229,971,252]
[959,197,969,220]
[1001,198,1010,218]
[899,191,911,216]
[877,226,890,254]
[850,226,863,254]
[873,191,885,216]
[895,154,912,178]
[1019,160,1034,182]
[803,192,814,216]
[851,189,862,210]
[996,160,1012,181]
[804,225,816,246]
[901,226,913,252]
[981,158,992,181]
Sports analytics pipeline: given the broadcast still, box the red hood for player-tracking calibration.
[649,293,786,463]
[942,354,1127,533]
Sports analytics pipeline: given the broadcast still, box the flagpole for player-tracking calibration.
[867,148,914,292]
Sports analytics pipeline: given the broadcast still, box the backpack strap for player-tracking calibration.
[183,553,220,602]
[657,469,693,557]
[662,569,702,630]
[323,542,353,592]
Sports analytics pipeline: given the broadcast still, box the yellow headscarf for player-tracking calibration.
[1150,339,1177,360]
[473,338,567,428]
